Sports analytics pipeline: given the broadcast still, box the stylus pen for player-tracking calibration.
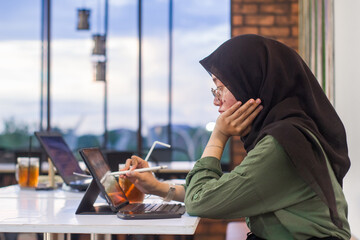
[109,165,168,176]
[73,172,92,178]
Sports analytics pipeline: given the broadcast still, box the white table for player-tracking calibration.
[0,185,199,237]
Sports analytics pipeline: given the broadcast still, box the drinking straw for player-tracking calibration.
[27,136,32,186]
[144,141,171,162]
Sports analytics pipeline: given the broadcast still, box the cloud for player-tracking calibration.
[0,4,229,134]
[0,40,41,97]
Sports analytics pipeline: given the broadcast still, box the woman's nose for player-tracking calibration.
[213,97,221,106]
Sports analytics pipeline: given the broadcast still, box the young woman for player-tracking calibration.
[122,34,351,239]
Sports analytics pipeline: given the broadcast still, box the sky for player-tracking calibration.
[0,0,230,135]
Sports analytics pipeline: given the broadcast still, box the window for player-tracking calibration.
[0,0,230,164]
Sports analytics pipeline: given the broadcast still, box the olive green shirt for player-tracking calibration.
[184,135,351,240]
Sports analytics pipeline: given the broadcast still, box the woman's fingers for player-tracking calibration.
[125,164,158,194]
[237,104,263,129]
[124,158,134,170]
[232,104,263,135]
[232,98,261,120]
[124,155,149,171]
[224,99,263,136]
[215,98,263,137]
[224,98,261,123]
[221,101,242,117]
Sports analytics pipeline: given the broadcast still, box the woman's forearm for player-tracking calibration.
[147,126,229,202]
[201,129,229,159]
[151,181,186,202]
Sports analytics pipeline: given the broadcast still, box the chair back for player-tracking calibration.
[104,151,133,172]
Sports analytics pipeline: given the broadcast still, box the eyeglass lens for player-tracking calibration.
[211,88,221,100]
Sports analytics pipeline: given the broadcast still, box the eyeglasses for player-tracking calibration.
[211,87,223,101]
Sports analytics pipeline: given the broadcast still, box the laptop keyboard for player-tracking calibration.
[120,203,186,214]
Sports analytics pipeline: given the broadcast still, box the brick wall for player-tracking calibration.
[230,0,299,170]
[231,0,299,50]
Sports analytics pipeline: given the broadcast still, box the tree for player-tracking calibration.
[0,117,31,150]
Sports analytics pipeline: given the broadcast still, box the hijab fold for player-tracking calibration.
[200,34,350,228]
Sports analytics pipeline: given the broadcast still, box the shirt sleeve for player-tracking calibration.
[184,135,315,219]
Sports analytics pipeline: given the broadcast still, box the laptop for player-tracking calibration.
[34,131,91,191]
[78,147,186,219]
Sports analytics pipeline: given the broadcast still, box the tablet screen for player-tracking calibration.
[80,148,128,209]
[35,132,84,183]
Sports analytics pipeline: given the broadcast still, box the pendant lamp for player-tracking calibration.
[92,34,106,55]
[94,61,106,81]
[77,9,91,30]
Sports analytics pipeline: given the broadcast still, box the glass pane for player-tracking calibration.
[0,0,230,164]
[0,1,41,151]
[142,0,230,162]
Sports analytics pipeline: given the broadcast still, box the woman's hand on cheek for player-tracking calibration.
[214,99,263,137]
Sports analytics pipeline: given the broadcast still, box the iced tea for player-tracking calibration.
[119,177,145,203]
[118,164,145,203]
[16,157,39,188]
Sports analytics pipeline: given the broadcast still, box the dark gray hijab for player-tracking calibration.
[200,34,350,228]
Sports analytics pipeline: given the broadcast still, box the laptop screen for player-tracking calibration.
[35,132,84,184]
[80,148,128,209]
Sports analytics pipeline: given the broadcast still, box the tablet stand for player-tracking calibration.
[75,179,115,215]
